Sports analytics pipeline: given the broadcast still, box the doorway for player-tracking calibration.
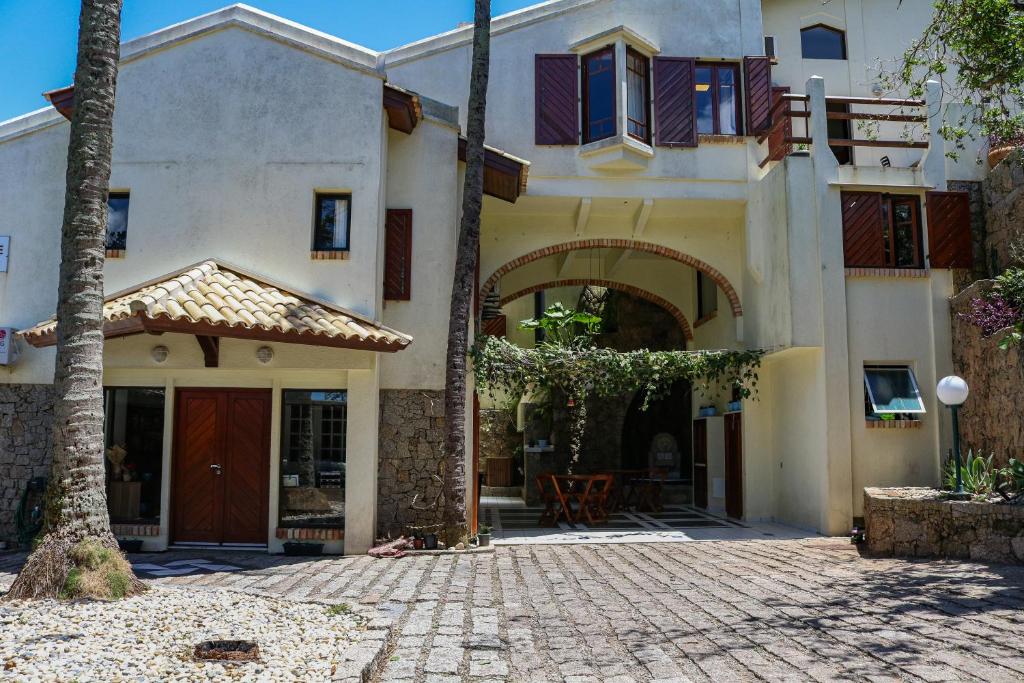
[172,389,271,545]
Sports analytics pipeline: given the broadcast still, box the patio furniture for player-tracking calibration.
[550,474,614,526]
[536,473,567,526]
[605,468,667,512]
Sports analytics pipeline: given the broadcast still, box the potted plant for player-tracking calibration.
[477,524,492,547]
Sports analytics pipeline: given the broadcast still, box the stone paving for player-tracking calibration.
[3,538,1024,681]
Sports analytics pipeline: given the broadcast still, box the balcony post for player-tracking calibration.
[807,76,838,175]
[921,79,947,191]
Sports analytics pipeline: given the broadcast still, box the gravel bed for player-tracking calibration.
[0,586,367,681]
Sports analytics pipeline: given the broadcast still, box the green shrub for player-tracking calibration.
[943,449,998,495]
[998,458,1024,502]
[994,268,1024,309]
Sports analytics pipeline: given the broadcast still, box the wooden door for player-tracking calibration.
[173,389,271,545]
[724,413,743,519]
[692,419,708,508]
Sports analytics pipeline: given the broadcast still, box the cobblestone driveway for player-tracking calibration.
[3,538,1024,681]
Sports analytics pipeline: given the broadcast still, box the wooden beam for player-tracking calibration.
[575,197,592,237]
[632,199,654,238]
[195,335,219,368]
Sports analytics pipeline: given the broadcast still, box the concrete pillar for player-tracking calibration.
[344,362,381,555]
[614,39,628,139]
[921,79,947,191]
[807,76,839,177]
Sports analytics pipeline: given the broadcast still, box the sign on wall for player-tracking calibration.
[0,236,8,272]
[0,327,15,366]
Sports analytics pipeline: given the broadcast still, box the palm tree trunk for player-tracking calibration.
[442,0,491,545]
[6,0,144,600]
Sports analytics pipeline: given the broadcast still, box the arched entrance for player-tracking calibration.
[621,381,693,504]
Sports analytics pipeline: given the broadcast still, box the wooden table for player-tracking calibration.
[537,473,613,526]
[605,468,667,512]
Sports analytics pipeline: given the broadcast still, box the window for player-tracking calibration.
[103,387,165,524]
[625,48,650,142]
[313,193,351,252]
[696,272,718,320]
[884,196,923,268]
[106,192,129,253]
[582,47,616,143]
[801,25,847,60]
[279,390,347,528]
[864,366,925,419]
[695,63,740,136]
[827,101,853,165]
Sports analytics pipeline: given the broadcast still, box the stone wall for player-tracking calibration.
[950,281,1024,467]
[947,179,988,290]
[0,384,54,544]
[377,389,446,538]
[864,487,1024,564]
[478,407,519,479]
[982,150,1024,275]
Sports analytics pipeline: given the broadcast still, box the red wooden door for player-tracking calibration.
[173,389,270,545]
[724,413,743,519]
[693,419,708,508]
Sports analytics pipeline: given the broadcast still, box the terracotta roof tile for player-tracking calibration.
[21,259,412,352]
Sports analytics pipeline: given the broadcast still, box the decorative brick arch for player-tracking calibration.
[500,278,693,342]
[482,239,743,316]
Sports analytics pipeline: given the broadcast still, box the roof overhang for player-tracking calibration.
[42,86,75,121]
[383,83,422,134]
[458,138,530,203]
[21,259,412,353]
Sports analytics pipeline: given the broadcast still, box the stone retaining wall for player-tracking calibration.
[0,384,54,544]
[982,150,1024,275]
[377,389,447,538]
[864,487,1024,564]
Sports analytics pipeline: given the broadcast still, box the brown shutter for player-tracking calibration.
[744,56,772,136]
[653,57,697,147]
[535,54,579,145]
[841,192,886,267]
[768,86,791,162]
[482,315,507,338]
[926,191,973,268]
[384,209,412,301]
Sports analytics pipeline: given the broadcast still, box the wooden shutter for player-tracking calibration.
[384,209,412,301]
[767,86,791,162]
[841,192,886,267]
[926,191,973,268]
[535,54,579,145]
[482,315,507,338]
[744,56,772,136]
[653,57,697,147]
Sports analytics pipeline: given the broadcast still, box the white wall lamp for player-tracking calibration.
[150,345,169,364]
[936,375,970,498]
[256,346,274,364]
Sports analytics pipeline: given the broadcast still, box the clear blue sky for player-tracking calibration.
[0,0,539,122]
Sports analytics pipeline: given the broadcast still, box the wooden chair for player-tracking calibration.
[584,474,614,524]
[536,473,562,526]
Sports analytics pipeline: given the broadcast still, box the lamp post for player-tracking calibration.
[936,375,969,498]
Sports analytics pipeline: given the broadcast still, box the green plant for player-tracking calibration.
[518,303,602,349]
[326,603,352,617]
[943,449,998,495]
[478,524,492,535]
[997,458,1024,502]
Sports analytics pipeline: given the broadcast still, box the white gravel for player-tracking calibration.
[0,586,367,681]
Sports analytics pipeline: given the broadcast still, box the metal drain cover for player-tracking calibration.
[193,640,260,662]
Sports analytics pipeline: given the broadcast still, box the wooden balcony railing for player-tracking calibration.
[758,93,928,168]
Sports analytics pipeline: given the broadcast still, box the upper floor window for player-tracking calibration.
[841,192,923,269]
[696,271,718,320]
[313,193,351,252]
[625,48,650,143]
[582,47,616,143]
[106,192,129,254]
[695,63,740,136]
[800,25,847,60]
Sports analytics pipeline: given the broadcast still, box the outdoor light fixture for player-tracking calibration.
[150,345,169,363]
[937,375,969,497]
[256,345,274,364]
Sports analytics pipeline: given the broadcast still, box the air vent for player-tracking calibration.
[764,36,777,59]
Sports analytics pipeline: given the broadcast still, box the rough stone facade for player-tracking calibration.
[0,384,54,544]
[864,487,1024,564]
[982,150,1024,275]
[377,389,446,538]
[950,281,1024,467]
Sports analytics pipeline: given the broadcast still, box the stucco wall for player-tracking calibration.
[0,384,53,544]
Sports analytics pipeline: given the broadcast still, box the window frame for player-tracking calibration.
[800,24,848,60]
[696,271,718,320]
[694,62,743,137]
[102,385,166,524]
[106,191,130,254]
[863,365,926,416]
[312,192,353,253]
[581,46,617,144]
[882,194,923,269]
[625,47,651,143]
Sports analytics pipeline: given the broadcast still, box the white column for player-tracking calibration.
[921,79,947,191]
[807,76,838,175]
[615,39,628,139]
[344,362,381,555]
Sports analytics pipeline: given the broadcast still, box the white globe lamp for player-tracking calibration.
[936,375,969,496]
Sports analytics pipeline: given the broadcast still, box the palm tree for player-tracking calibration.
[6,0,144,600]
[442,0,491,544]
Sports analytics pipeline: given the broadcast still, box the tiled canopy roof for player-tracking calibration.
[21,259,412,352]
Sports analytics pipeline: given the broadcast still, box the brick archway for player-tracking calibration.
[499,278,694,342]
[482,239,743,316]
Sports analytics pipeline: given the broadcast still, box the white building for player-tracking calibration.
[0,0,980,553]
